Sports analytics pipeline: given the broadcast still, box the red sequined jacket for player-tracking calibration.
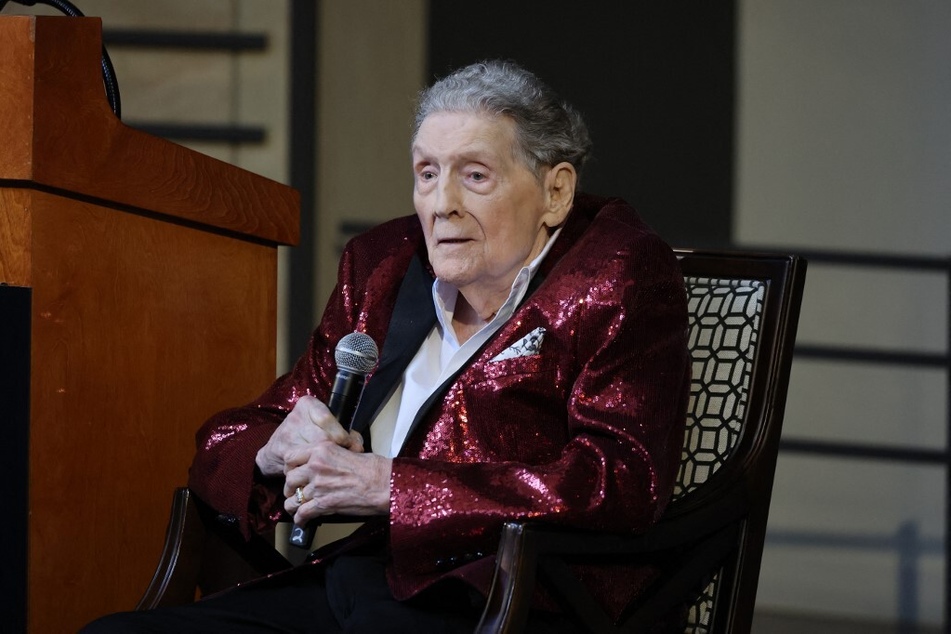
[187,192,690,619]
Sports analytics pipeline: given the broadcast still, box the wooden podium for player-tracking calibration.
[0,16,299,632]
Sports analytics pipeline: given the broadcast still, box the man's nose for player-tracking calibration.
[434,177,461,217]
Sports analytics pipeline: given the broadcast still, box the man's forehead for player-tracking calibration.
[412,112,518,161]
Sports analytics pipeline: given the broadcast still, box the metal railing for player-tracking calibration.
[766,246,950,629]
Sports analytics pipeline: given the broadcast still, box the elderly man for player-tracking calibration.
[85,60,690,633]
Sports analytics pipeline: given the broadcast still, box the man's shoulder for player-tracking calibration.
[343,215,424,266]
[572,193,653,236]
[351,214,422,244]
[566,193,675,260]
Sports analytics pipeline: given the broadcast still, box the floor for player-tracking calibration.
[752,611,944,634]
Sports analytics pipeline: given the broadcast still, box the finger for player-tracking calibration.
[304,400,351,444]
[283,475,304,500]
[346,430,365,453]
[294,498,317,525]
[292,491,329,525]
[283,446,312,473]
[282,453,316,496]
[284,489,319,526]
[295,485,307,506]
[284,487,299,513]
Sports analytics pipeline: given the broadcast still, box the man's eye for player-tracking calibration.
[470,172,486,182]
[419,170,436,181]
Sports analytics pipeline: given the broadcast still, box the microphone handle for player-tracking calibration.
[327,370,366,430]
[288,370,367,549]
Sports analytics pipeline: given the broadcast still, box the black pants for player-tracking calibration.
[81,555,578,633]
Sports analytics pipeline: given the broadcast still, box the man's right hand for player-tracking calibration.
[254,395,364,476]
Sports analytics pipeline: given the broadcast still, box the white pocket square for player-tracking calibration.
[490,327,546,362]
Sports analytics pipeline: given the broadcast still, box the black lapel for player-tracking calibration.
[397,265,550,452]
[349,254,436,438]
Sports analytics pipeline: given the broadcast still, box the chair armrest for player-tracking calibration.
[136,487,292,610]
[136,488,206,610]
[476,487,747,633]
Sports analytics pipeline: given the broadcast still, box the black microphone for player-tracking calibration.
[289,331,379,548]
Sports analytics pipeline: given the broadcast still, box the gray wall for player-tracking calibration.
[736,1,949,625]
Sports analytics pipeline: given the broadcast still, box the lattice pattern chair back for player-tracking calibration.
[677,277,766,497]
[678,275,766,633]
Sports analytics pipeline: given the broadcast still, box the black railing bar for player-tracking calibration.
[103,29,268,52]
[766,530,943,552]
[945,263,950,627]
[795,345,949,368]
[128,123,266,144]
[340,220,377,235]
[780,439,948,465]
[737,244,950,272]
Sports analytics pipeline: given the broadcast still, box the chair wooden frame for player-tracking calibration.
[139,249,806,634]
[137,488,291,610]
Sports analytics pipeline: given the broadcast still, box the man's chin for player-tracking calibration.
[430,262,476,288]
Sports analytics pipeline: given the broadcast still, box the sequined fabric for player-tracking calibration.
[187,193,690,621]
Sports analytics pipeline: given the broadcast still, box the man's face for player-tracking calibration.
[412,112,559,304]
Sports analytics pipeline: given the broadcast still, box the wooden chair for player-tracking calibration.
[475,249,807,633]
[139,249,807,634]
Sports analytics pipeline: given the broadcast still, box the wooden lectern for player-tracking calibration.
[0,16,299,632]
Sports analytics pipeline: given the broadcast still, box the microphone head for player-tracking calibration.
[334,332,379,375]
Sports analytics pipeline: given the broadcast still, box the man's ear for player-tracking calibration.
[542,161,577,228]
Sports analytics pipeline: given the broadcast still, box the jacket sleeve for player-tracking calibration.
[387,230,690,582]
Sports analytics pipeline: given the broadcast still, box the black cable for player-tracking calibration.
[3,0,122,118]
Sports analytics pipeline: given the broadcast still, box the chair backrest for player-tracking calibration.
[674,249,806,633]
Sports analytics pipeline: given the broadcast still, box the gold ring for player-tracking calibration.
[296,487,305,504]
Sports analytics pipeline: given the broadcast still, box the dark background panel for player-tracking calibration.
[427,1,736,248]
[0,285,31,632]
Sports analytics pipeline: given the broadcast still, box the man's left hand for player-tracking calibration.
[283,441,392,524]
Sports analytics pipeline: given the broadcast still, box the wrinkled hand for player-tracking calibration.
[283,442,392,524]
[254,395,363,477]
[255,395,391,524]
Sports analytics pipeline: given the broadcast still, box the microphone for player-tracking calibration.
[325,331,380,431]
[289,331,379,549]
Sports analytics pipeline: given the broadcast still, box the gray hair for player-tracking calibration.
[413,60,592,179]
